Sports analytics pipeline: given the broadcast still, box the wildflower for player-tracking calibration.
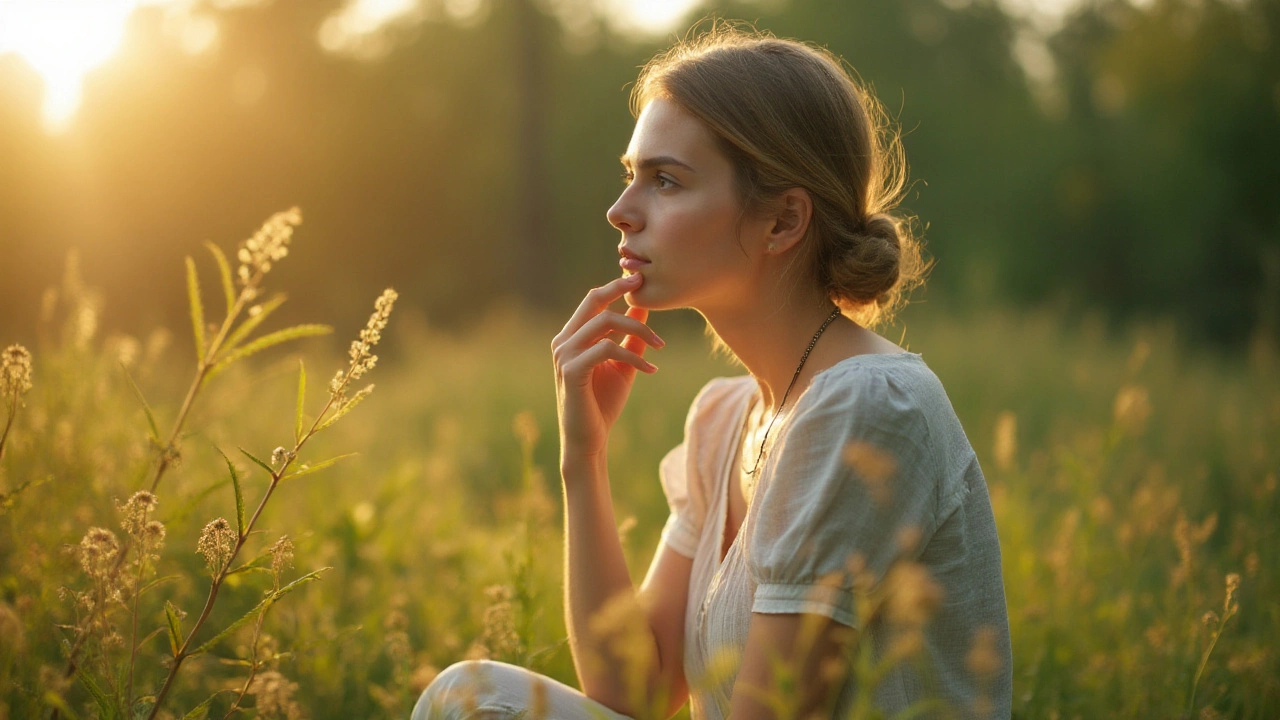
[1224,573,1241,615]
[1113,384,1151,435]
[235,207,302,296]
[197,517,236,574]
[2,345,34,402]
[881,561,943,630]
[78,527,120,581]
[529,676,549,720]
[842,440,896,505]
[270,446,291,467]
[384,609,411,664]
[409,662,439,694]
[966,626,1002,681]
[118,491,158,538]
[992,411,1017,472]
[0,601,24,654]
[248,670,303,720]
[468,584,519,661]
[513,411,539,450]
[346,289,397,383]
[144,520,166,545]
[269,535,294,580]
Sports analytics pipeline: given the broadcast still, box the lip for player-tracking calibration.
[618,245,651,271]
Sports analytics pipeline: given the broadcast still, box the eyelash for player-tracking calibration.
[620,171,676,189]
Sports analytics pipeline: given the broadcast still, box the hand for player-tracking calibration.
[553,274,664,463]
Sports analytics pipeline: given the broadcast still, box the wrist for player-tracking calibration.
[560,445,608,487]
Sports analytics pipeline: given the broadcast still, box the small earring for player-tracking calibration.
[767,242,776,252]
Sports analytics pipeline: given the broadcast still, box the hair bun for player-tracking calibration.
[862,213,901,248]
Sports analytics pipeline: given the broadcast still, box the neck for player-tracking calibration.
[699,287,844,412]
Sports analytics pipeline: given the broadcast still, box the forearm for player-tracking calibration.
[561,450,663,714]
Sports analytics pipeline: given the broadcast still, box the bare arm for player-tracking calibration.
[728,613,856,720]
[553,274,689,717]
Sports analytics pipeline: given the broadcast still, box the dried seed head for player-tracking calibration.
[248,670,302,720]
[78,527,120,580]
[2,344,33,402]
[144,520,166,544]
[196,517,236,574]
[118,491,158,538]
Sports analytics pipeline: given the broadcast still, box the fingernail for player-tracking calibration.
[645,361,658,373]
[653,334,666,348]
[623,273,642,282]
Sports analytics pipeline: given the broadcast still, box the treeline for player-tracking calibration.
[0,0,1276,346]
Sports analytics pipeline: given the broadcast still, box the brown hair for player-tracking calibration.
[631,21,930,328]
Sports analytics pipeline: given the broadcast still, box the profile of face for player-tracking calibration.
[608,97,774,314]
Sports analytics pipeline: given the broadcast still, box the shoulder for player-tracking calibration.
[683,374,755,431]
[798,352,941,433]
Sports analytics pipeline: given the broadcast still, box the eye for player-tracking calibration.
[655,173,676,189]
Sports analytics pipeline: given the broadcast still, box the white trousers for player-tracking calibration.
[411,660,635,720]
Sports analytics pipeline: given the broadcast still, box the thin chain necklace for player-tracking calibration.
[742,306,843,477]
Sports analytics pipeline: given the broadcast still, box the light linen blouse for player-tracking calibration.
[658,352,1012,719]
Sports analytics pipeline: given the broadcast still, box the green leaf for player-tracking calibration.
[271,567,330,600]
[221,293,286,354]
[76,668,118,720]
[164,601,183,656]
[238,447,275,478]
[179,691,230,720]
[216,447,247,538]
[0,474,50,513]
[139,574,182,596]
[224,565,274,579]
[204,241,236,317]
[120,363,161,442]
[316,384,375,433]
[191,568,329,655]
[280,453,357,482]
[186,256,206,361]
[165,476,229,524]
[295,359,306,443]
[207,324,332,381]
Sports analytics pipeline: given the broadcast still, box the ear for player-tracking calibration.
[763,188,813,256]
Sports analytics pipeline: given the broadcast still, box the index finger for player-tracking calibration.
[559,274,643,338]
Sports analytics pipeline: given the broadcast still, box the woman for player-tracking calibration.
[414,24,1011,720]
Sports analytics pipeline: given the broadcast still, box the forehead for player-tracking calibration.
[623,97,726,171]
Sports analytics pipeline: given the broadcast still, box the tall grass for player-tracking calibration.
[0,230,1275,717]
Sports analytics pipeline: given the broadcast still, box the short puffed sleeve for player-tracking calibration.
[747,363,963,628]
[658,377,749,559]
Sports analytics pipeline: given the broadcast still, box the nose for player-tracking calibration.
[606,186,642,233]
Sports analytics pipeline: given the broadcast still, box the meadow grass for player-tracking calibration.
[0,229,1276,718]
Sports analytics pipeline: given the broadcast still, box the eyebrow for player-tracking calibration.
[619,154,696,173]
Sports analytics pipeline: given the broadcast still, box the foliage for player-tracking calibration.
[2,260,1276,716]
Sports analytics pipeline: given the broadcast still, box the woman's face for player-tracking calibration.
[608,97,769,313]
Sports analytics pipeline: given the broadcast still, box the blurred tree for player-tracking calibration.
[0,0,1275,348]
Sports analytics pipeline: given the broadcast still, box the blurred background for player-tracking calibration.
[2,3,1279,717]
[2,0,1277,348]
